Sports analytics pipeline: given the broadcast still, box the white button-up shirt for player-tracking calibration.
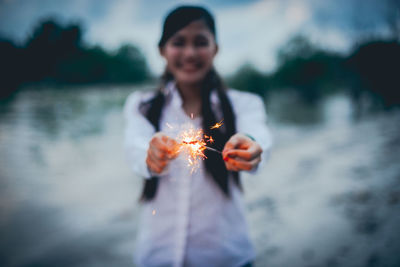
[124,82,272,267]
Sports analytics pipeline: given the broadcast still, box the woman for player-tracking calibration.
[124,5,272,267]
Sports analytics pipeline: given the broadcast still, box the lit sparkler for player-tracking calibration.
[169,119,224,173]
[177,127,207,173]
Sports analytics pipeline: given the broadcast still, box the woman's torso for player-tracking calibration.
[134,83,255,267]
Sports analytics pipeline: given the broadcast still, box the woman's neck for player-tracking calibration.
[176,82,202,118]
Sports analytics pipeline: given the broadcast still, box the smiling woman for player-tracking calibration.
[159,20,218,88]
[123,5,272,267]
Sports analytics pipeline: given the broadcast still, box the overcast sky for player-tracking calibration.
[0,0,397,75]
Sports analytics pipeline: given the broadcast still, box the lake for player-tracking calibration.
[0,85,399,267]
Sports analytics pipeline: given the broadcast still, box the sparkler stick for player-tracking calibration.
[166,119,224,173]
[204,146,222,154]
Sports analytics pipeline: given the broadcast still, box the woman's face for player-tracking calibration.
[160,20,218,86]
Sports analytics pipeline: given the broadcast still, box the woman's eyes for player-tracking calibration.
[170,38,210,47]
[195,39,209,47]
[172,40,184,47]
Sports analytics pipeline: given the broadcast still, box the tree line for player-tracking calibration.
[1,18,399,111]
[0,18,150,99]
[228,35,400,110]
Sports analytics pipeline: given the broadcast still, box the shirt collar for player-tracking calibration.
[164,81,220,108]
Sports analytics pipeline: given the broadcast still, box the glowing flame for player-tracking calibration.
[176,126,218,173]
[210,119,223,129]
[177,127,206,172]
[205,135,214,144]
[166,119,224,173]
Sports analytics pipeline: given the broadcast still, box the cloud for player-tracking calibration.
[286,1,311,26]
[0,0,395,75]
[85,0,164,75]
[213,0,313,74]
[0,0,108,42]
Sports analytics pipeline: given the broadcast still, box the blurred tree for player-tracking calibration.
[347,40,400,109]
[277,35,316,63]
[0,38,22,99]
[24,19,82,82]
[227,63,269,97]
[0,17,151,99]
[227,34,399,112]
[55,46,110,83]
[272,35,344,103]
[110,44,149,83]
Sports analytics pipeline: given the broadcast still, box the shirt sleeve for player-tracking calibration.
[123,91,155,178]
[230,90,273,173]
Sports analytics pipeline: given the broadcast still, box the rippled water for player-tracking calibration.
[0,85,399,267]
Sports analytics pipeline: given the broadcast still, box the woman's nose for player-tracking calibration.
[182,45,197,57]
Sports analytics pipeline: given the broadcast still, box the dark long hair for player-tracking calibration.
[138,68,240,201]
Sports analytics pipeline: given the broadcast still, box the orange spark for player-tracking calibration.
[177,126,208,173]
[204,135,214,144]
[172,119,224,173]
[210,119,223,129]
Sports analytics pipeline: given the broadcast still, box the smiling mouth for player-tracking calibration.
[182,66,198,72]
[177,62,203,72]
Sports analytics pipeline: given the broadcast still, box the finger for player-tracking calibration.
[223,156,240,171]
[168,149,180,159]
[148,150,167,170]
[222,134,252,157]
[226,146,262,161]
[246,144,262,157]
[165,138,180,158]
[225,161,240,172]
[166,137,178,147]
[227,166,239,172]
[151,137,171,154]
[225,149,253,161]
[161,136,180,155]
[146,156,162,174]
[149,147,167,161]
[248,156,262,169]
[225,155,261,171]
[161,134,169,143]
[228,158,253,171]
[223,135,241,153]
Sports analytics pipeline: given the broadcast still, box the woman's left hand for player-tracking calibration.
[222,133,262,172]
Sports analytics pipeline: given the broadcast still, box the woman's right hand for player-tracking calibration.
[146,132,179,174]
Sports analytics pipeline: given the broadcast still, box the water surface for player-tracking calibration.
[0,86,399,267]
